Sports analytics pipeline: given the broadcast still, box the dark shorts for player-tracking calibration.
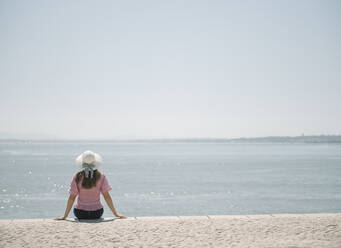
[73,208,104,220]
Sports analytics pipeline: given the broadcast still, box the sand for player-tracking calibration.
[1,213,340,248]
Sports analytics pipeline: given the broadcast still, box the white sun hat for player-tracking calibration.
[75,150,102,178]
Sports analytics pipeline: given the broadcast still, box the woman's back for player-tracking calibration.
[69,171,112,211]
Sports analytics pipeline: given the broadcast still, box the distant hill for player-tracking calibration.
[132,135,341,143]
[227,135,341,144]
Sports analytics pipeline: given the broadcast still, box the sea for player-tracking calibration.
[0,141,340,219]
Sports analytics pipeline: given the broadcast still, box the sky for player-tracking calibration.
[0,0,340,140]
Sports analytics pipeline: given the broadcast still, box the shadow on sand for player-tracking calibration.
[64,217,120,223]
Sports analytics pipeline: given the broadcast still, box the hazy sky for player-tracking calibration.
[1,0,340,139]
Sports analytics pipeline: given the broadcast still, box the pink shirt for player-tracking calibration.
[68,173,112,211]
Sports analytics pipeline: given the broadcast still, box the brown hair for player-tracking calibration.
[75,170,101,189]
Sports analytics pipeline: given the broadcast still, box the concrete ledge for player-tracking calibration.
[2,213,341,222]
[1,213,341,248]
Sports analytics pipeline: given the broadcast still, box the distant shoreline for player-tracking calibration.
[1,135,341,144]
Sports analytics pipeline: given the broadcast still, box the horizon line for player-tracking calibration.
[1,134,341,142]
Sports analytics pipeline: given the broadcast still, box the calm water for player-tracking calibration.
[0,141,340,219]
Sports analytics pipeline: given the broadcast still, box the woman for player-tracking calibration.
[55,150,126,220]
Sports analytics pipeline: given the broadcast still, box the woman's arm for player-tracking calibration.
[103,192,126,219]
[55,194,76,220]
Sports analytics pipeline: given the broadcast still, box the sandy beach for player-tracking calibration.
[0,213,340,248]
